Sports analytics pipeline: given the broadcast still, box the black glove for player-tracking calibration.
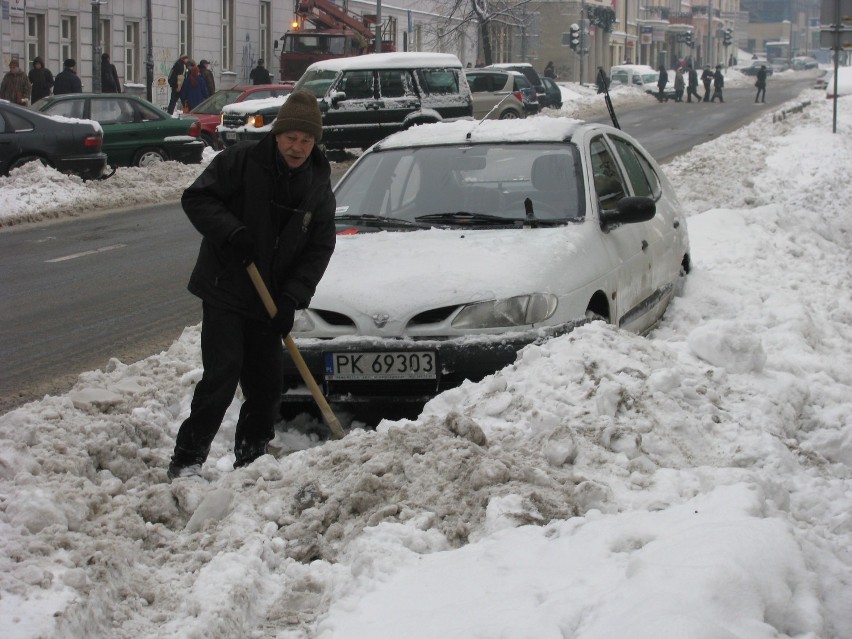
[270,296,297,336]
[228,227,256,266]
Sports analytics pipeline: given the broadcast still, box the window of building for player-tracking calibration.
[60,16,78,65]
[260,2,271,67]
[179,0,193,58]
[222,0,234,70]
[26,14,47,63]
[126,23,140,83]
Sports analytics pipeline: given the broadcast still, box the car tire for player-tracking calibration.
[499,109,521,120]
[9,155,50,171]
[133,148,167,167]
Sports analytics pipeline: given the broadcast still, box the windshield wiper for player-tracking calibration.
[335,214,429,229]
[415,211,570,227]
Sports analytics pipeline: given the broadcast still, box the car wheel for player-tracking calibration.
[133,148,167,167]
[9,155,51,171]
[499,109,521,120]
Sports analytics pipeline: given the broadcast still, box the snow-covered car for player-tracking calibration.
[282,118,691,408]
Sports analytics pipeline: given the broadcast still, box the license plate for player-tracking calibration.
[324,351,437,380]
[224,131,236,140]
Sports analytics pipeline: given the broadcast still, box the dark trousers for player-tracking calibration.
[172,302,284,467]
[702,83,711,101]
[711,88,724,102]
[755,87,766,102]
[167,88,180,114]
[687,86,700,102]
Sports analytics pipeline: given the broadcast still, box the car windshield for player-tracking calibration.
[191,90,243,114]
[334,143,585,227]
[293,69,338,97]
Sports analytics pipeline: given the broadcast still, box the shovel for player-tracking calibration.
[246,263,345,440]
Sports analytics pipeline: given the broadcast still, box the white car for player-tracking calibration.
[283,118,690,408]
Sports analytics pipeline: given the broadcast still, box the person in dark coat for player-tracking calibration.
[100,53,122,93]
[710,65,725,102]
[543,61,556,79]
[178,62,209,111]
[28,56,54,102]
[53,59,82,95]
[199,59,216,96]
[755,65,767,103]
[167,55,189,114]
[686,65,700,103]
[168,90,337,480]
[249,59,272,85]
[700,65,713,102]
[656,65,668,102]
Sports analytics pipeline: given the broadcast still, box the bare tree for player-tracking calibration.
[433,0,534,66]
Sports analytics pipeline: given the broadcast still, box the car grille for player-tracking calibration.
[222,113,248,128]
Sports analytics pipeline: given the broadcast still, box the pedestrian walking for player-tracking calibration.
[710,65,725,103]
[700,65,713,102]
[28,57,54,102]
[199,59,216,96]
[543,61,556,79]
[249,59,272,85]
[686,65,700,103]
[167,89,337,480]
[656,65,668,102]
[674,67,685,102]
[53,59,82,94]
[178,62,209,111]
[754,65,767,103]
[100,53,122,93]
[0,58,32,105]
[167,55,189,114]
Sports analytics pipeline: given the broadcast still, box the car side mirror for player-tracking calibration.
[599,196,656,231]
[330,91,346,106]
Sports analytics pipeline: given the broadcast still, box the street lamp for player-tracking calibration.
[91,0,107,93]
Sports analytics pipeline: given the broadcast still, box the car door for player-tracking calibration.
[465,71,496,119]
[90,96,144,165]
[322,69,382,149]
[587,134,654,331]
[375,68,421,138]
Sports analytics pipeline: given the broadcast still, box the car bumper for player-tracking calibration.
[282,321,583,405]
[220,129,267,147]
[55,153,108,180]
[166,140,205,163]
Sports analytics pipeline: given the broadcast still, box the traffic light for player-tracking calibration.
[723,28,733,46]
[569,23,581,52]
[684,31,694,48]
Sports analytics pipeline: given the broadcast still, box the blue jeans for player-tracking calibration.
[172,302,284,467]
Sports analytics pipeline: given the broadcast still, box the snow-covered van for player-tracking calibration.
[218,52,472,153]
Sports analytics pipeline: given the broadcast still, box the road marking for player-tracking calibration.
[46,243,127,263]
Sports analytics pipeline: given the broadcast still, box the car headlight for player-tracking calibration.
[292,309,315,332]
[451,294,558,329]
[247,115,264,127]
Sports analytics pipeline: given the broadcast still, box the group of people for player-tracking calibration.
[0,54,125,105]
[656,63,727,103]
[166,55,217,114]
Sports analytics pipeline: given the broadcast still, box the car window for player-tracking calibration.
[340,70,375,99]
[335,143,585,222]
[590,136,627,209]
[378,69,410,98]
[293,68,339,98]
[610,136,656,198]
[611,71,628,84]
[44,99,85,119]
[91,98,135,124]
[133,100,163,121]
[0,112,5,132]
[416,68,461,95]
[465,73,491,93]
[513,75,532,90]
[2,109,34,132]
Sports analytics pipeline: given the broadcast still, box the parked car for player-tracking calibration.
[218,52,473,153]
[541,76,563,110]
[280,118,691,409]
[791,56,819,70]
[189,83,293,149]
[1,100,107,179]
[464,69,526,120]
[739,60,773,77]
[509,72,540,115]
[32,93,204,167]
[486,62,547,106]
[609,65,677,100]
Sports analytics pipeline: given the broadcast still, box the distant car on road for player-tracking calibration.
[1,100,107,179]
[189,83,294,149]
[280,117,691,409]
[541,76,563,110]
[739,60,773,77]
[33,93,204,167]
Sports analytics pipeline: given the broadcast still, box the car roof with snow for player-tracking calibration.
[305,52,463,72]
[372,117,585,151]
[221,94,289,114]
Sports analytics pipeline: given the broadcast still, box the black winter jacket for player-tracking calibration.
[183,134,337,320]
[54,69,82,95]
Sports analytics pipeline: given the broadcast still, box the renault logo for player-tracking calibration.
[372,313,389,328]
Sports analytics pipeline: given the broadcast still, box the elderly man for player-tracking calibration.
[0,58,32,105]
[168,90,336,480]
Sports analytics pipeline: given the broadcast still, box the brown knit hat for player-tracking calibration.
[270,90,323,141]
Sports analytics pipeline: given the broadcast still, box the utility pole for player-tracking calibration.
[91,1,105,93]
[376,0,382,51]
[706,0,713,66]
[146,0,154,101]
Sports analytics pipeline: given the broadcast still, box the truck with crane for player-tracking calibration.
[277,0,397,82]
